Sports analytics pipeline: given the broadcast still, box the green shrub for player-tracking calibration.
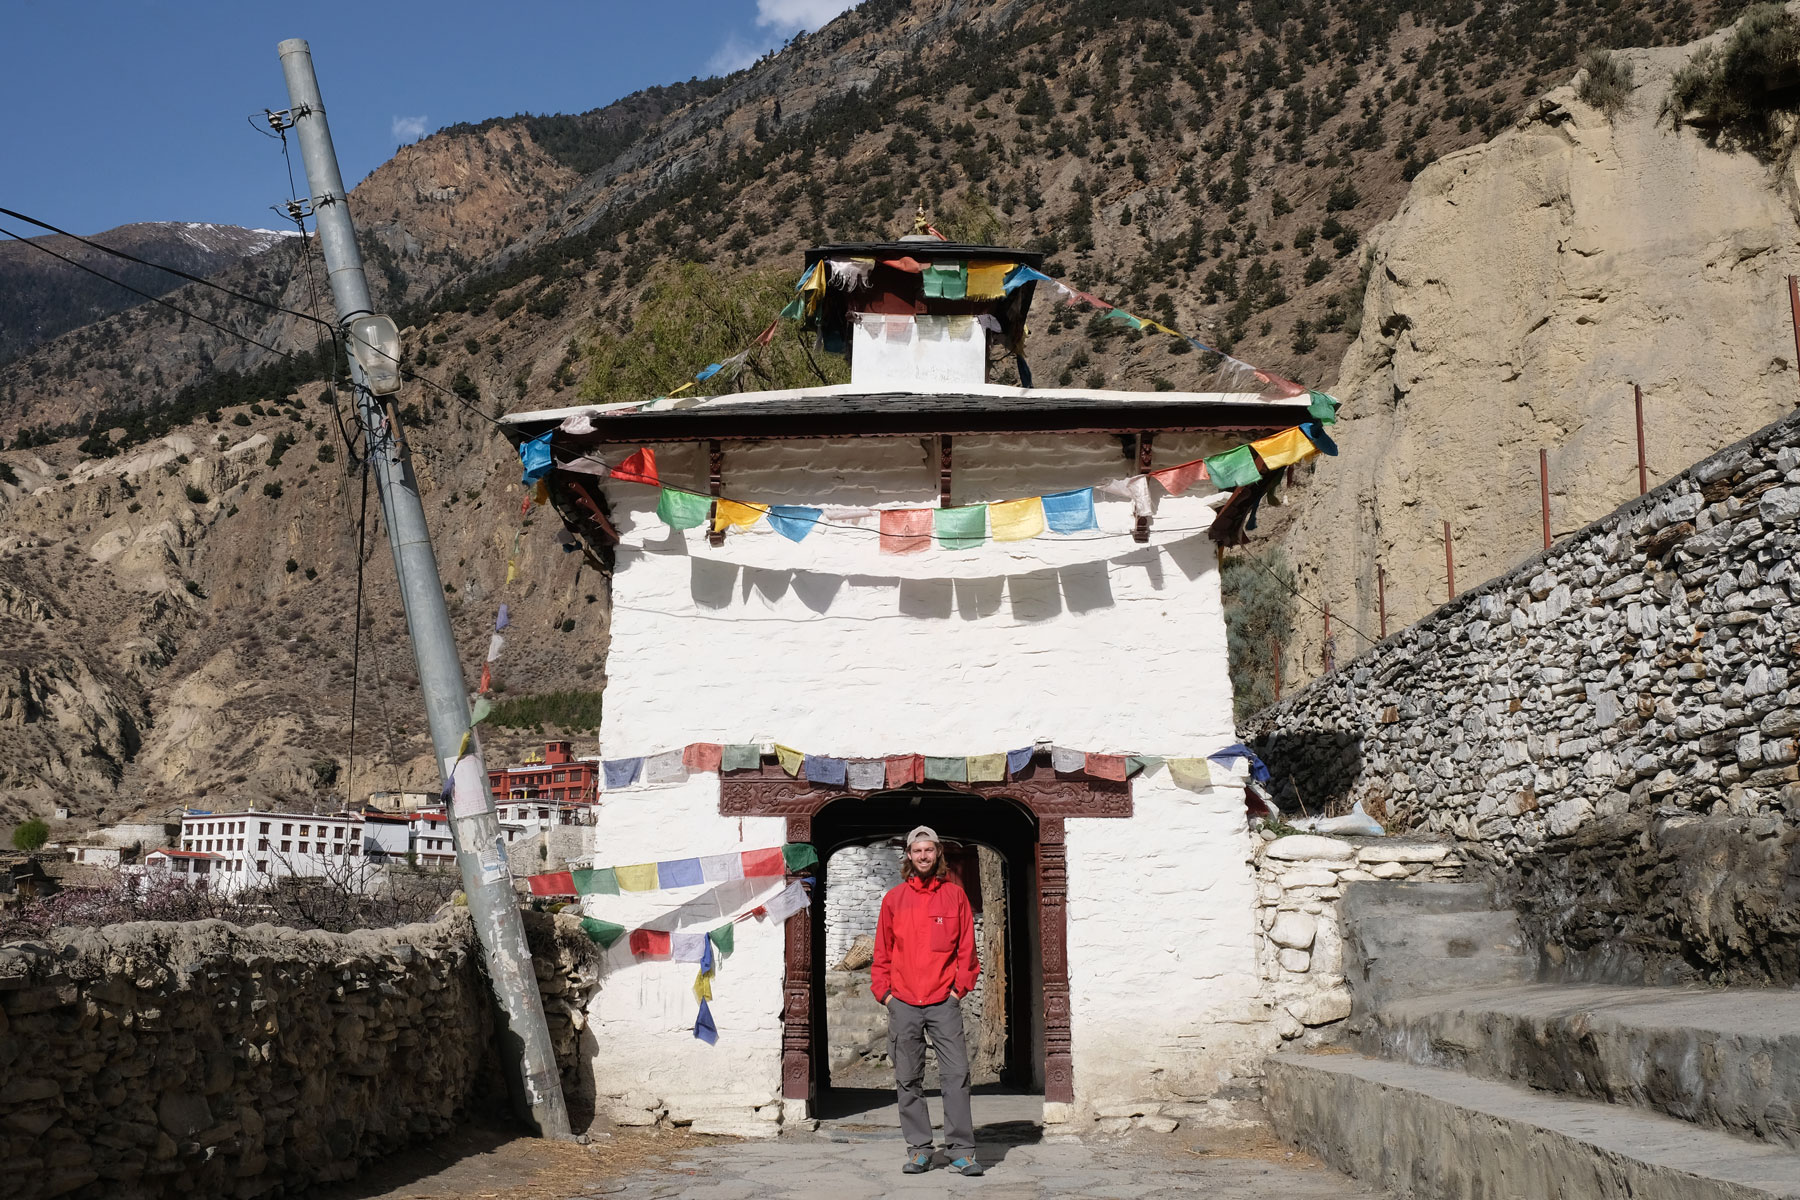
[1665,4,1800,154]
[184,484,209,504]
[486,689,605,732]
[1221,549,1297,722]
[264,482,283,499]
[11,818,49,852]
[1577,50,1635,118]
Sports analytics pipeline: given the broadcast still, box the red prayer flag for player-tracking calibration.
[753,320,779,346]
[528,871,576,897]
[628,929,670,957]
[1253,369,1309,399]
[880,257,925,273]
[478,662,492,694]
[742,847,786,878]
[683,743,724,773]
[885,754,924,787]
[611,447,659,486]
[1085,754,1129,781]
[1151,459,1209,496]
[879,508,932,555]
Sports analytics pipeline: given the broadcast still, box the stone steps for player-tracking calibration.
[1361,983,1800,1150]
[1265,1053,1800,1200]
[1340,881,1533,1013]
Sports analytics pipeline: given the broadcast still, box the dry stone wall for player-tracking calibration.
[822,844,901,969]
[0,914,496,1200]
[1246,410,1800,986]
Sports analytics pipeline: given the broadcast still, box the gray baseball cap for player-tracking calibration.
[905,825,940,848]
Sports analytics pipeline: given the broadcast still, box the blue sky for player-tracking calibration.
[0,0,857,237]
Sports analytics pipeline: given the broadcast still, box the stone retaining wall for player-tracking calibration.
[0,915,495,1200]
[1244,410,1800,985]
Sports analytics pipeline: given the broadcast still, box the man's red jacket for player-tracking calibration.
[870,874,980,1006]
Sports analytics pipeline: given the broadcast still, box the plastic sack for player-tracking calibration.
[1296,799,1386,837]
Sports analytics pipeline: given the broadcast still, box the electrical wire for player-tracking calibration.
[1235,549,1382,648]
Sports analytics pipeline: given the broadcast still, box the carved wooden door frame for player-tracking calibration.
[718,754,1132,1105]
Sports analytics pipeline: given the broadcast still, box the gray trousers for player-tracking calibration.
[887,996,975,1153]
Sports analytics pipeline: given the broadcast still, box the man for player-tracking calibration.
[870,825,983,1176]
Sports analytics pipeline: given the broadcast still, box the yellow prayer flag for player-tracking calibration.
[693,968,713,1004]
[1142,321,1178,336]
[713,499,769,533]
[505,561,519,584]
[1168,758,1212,791]
[966,260,1012,300]
[1251,427,1319,471]
[967,753,1007,782]
[775,744,804,777]
[614,862,659,892]
[990,496,1047,541]
[532,479,550,505]
[801,262,827,295]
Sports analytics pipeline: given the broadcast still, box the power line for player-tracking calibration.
[1235,549,1381,648]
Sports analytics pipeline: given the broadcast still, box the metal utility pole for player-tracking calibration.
[277,38,571,1139]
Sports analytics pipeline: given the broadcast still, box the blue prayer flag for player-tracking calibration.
[1299,420,1339,456]
[804,756,847,786]
[1207,743,1272,784]
[1006,746,1034,777]
[657,858,704,888]
[700,935,714,975]
[519,430,554,486]
[495,603,510,631]
[1002,265,1055,294]
[694,1000,719,1045]
[1042,488,1099,533]
[695,363,724,381]
[766,505,822,542]
[602,757,642,790]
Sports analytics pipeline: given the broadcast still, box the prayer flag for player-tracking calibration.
[1006,746,1035,777]
[847,759,886,790]
[1210,743,1273,783]
[698,853,743,882]
[694,1000,718,1045]
[533,479,551,507]
[1251,427,1318,471]
[573,867,619,896]
[683,743,724,773]
[774,744,804,777]
[754,319,779,346]
[780,296,804,320]
[611,447,658,486]
[495,603,510,630]
[1041,488,1099,533]
[783,843,820,872]
[629,929,670,957]
[741,847,786,877]
[469,697,492,726]
[506,561,519,585]
[722,744,762,772]
[478,662,491,694]
[602,758,642,790]
[966,261,1012,299]
[990,496,1046,541]
[886,755,924,786]
[486,633,506,663]
[1051,746,1085,773]
[879,508,933,554]
[880,257,925,273]
[1002,265,1054,293]
[519,430,554,486]
[615,863,659,892]
[713,499,768,532]
[580,917,626,949]
[924,756,967,783]
[767,505,822,542]
[658,858,704,888]
[1084,753,1129,781]
[528,871,576,897]
[1127,755,1164,778]
[643,750,687,783]
[657,488,712,531]
[1300,420,1339,456]
[934,505,987,550]
[1151,459,1209,496]
[695,362,724,381]
[1100,475,1154,517]
[763,881,811,923]
[1204,445,1263,489]
[1308,390,1340,425]
[1103,308,1144,330]
[1168,758,1212,791]
[1254,368,1309,399]
[922,261,968,300]
[694,963,713,1003]
[709,925,735,958]
[671,933,707,962]
[967,753,1007,782]
[804,755,846,785]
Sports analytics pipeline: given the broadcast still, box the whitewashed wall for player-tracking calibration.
[590,431,1260,1126]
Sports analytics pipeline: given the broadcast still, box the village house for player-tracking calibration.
[500,235,1334,1130]
[488,740,601,833]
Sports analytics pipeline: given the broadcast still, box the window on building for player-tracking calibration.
[554,771,566,783]
[281,841,291,852]
[259,838,269,851]
[260,822,270,834]
[257,859,267,873]
[282,823,292,835]
[299,825,309,837]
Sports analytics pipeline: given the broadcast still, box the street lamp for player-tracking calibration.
[345,313,402,395]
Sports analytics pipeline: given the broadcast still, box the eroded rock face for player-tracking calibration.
[1283,25,1800,682]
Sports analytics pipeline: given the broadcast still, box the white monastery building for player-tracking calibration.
[164,807,478,892]
[501,235,1333,1130]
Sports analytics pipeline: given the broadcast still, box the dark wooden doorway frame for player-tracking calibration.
[719,753,1132,1105]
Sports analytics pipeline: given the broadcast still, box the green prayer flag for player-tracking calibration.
[922,262,967,300]
[924,755,968,783]
[709,924,734,959]
[1103,308,1143,329]
[782,843,819,872]
[780,295,805,320]
[572,867,618,896]
[657,488,712,530]
[580,917,627,949]
[1126,755,1163,778]
[1205,444,1263,489]
[1307,390,1340,425]
[722,744,762,772]
[934,505,987,549]
[469,697,492,726]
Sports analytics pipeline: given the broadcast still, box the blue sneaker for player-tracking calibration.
[948,1156,985,1176]
[902,1151,933,1174]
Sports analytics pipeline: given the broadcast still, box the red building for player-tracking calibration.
[488,741,599,811]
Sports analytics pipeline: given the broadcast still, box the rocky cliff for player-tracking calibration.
[1279,18,1800,684]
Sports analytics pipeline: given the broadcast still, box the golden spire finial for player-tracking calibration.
[914,199,930,236]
